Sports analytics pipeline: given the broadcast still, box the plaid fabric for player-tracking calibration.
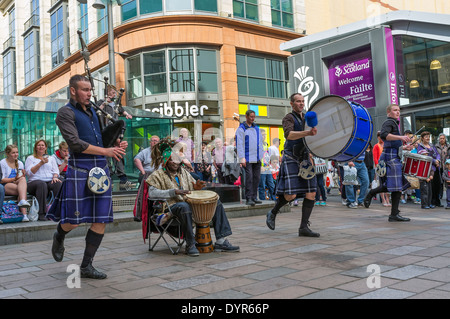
[379,147,410,192]
[275,152,317,196]
[46,154,113,224]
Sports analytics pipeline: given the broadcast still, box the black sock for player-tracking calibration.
[300,198,315,228]
[390,191,401,216]
[272,196,289,214]
[81,229,104,268]
[55,223,70,242]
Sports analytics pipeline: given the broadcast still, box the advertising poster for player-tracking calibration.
[328,48,376,108]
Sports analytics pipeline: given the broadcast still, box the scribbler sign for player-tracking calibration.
[328,49,376,108]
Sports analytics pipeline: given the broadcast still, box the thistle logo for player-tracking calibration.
[335,65,343,77]
[294,66,320,111]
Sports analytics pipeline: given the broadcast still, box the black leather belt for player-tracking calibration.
[354,160,363,163]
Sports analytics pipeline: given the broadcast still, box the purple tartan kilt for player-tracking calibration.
[275,153,316,196]
[46,156,113,225]
[380,149,410,192]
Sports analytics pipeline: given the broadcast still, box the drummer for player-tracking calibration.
[266,93,320,237]
[363,104,413,221]
[146,138,240,256]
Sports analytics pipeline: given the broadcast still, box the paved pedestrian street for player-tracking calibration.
[1,194,450,301]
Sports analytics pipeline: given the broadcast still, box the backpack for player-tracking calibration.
[1,200,23,223]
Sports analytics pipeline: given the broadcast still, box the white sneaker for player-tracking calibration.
[18,199,31,207]
[348,202,358,209]
[22,215,30,222]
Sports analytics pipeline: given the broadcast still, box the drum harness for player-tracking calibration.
[287,111,316,180]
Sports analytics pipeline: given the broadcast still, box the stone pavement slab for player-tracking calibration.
[1,193,450,301]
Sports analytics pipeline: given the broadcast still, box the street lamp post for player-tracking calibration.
[78,0,121,86]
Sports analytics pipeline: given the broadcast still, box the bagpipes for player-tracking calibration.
[77,30,126,148]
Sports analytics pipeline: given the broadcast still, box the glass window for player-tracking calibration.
[3,51,16,95]
[50,6,66,68]
[166,0,192,11]
[122,0,138,21]
[233,0,258,22]
[396,35,450,105]
[140,0,162,14]
[237,53,288,99]
[271,0,293,29]
[79,3,89,45]
[195,0,217,12]
[127,55,142,99]
[144,51,167,95]
[31,0,40,25]
[97,8,107,36]
[197,50,218,92]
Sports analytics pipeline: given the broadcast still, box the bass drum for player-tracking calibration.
[304,95,373,162]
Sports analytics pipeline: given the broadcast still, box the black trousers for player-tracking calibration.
[243,161,261,200]
[27,180,62,217]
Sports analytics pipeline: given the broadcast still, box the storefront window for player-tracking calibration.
[396,35,450,105]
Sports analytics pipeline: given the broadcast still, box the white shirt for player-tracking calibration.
[25,155,59,182]
[0,159,24,180]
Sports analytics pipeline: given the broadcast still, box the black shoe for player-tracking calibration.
[51,232,65,262]
[421,206,430,209]
[214,239,240,252]
[388,214,410,222]
[299,226,320,237]
[246,199,255,206]
[363,192,373,208]
[266,210,277,230]
[253,199,263,204]
[185,244,200,257]
[80,264,107,279]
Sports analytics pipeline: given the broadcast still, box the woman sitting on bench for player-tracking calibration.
[0,144,31,221]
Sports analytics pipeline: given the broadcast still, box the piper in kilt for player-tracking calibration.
[47,75,127,279]
[363,104,413,221]
[266,93,319,237]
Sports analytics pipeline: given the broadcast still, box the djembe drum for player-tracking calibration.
[185,190,219,253]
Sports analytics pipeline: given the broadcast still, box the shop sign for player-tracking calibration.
[328,49,376,108]
[150,102,209,118]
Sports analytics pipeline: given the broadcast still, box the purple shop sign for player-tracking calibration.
[328,50,376,108]
[385,28,398,105]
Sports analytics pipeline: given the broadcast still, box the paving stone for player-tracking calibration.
[300,288,358,299]
[354,287,415,299]
[287,244,331,254]
[208,258,260,271]
[382,265,436,280]
[160,274,225,291]
[380,246,425,256]
[243,267,297,280]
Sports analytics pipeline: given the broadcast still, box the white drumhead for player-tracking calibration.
[185,190,218,201]
[304,96,354,159]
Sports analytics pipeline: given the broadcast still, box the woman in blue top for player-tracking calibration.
[0,144,30,221]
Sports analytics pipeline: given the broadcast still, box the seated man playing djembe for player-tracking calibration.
[146,139,240,256]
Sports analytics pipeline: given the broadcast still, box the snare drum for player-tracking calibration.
[185,190,219,253]
[403,152,433,180]
[304,95,373,162]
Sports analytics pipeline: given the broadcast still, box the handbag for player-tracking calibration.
[343,166,359,185]
[28,196,39,222]
[1,200,23,223]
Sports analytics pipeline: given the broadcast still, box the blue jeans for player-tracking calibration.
[258,173,276,200]
[315,173,327,201]
[345,162,369,204]
[0,184,5,212]
[170,200,232,245]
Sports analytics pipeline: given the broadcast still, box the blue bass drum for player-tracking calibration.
[304,95,373,162]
